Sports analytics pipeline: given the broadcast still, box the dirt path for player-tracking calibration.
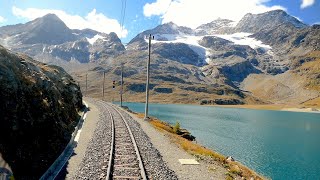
[64,99,101,179]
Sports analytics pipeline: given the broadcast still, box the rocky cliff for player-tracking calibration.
[0,45,83,179]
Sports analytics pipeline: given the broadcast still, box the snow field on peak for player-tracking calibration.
[214,32,272,50]
[86,34,106,45]
[145,32,273,65]
[151,34,212,64]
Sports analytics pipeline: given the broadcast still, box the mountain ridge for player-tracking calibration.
[0,9,319,106]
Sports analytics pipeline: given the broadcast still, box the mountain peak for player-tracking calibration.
[18,13,76,44]
[41,13,60,20]
[235,9,307,33]
[268,9,287,15]
[196,18,235,35]
[30,13,67,28]
[157,22,179,30]
[163,22,178,27]
[153,22,194,35]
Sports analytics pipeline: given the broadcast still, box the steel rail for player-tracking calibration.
[106,103,147,180]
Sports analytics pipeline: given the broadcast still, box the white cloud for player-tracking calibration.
[301,0,315,9]
[293,15,303,22]
[0,16,6,23]
[143,0,286,28]
[144,0,172,17]
[12,6,128,38]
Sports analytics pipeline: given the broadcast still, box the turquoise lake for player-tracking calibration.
[116,102,320,179]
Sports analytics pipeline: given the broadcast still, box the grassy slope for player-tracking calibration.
[295,51,320,107]
[70,63,262,105]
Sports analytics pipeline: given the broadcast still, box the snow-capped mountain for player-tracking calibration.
[0,14,125,63]
[195,18,236,35]
[0,10,319,105]
[234,10,307,33]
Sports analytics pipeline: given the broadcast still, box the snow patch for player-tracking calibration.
[214,32,272,50]
[151,34,211,65]
[146,32,273,65]
[86,34,106,45]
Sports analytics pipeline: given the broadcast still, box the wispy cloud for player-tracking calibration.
[301,0,315,9]
[12,6,128,38]
[0,16,6,23]
[143,0,285,28]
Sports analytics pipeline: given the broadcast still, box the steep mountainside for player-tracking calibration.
[195,18,235,35]
[0,45,83,178]
[0,10,319,106]
[234,10,306,34]
[0,14,125,63]
[0,14,76,45]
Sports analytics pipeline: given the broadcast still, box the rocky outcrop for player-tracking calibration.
[0,46,83,179]
[218,60,261,82]
[195,18,235,35]
[154,88,173,93]
[200,99,244,105]
[290,25,320,51]
[234,10,306,34]
[128,22,194,48]
[152,43,202,66]
[152,75,187,84]
[127,83,157,92]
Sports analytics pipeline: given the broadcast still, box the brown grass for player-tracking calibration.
[303,97,320,107]
[297,52,320,91]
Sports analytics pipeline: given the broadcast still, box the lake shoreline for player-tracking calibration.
[122,107,265,180]
[117,101,320,179]
[212,104,320,113]
[116,101,320,113]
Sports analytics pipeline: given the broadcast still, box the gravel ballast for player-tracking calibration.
[71,99,177,179]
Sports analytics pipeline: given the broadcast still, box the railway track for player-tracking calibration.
[73,99,176,180]
[105,103,147,180]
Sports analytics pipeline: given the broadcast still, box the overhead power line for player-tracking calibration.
[120,0,127,38]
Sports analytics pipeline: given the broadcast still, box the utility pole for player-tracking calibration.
[144,34,153,120]
[102,71,105,100]
[120,64,124,107]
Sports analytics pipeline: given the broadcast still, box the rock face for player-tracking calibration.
[234,10,306,33]
[152,43,202,66]
[0,14,77,45]
[154,87,173,93]
[195,18,235,35]
[0,45,83,179]
[0,14,125,63]
[200,99,244,105]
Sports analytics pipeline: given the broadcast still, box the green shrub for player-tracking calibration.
[173,121,180,134]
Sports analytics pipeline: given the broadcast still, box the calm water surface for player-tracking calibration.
[116,102,320,180]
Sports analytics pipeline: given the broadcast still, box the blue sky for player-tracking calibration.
[0,0,319,43]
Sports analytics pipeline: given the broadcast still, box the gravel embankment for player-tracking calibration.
[111,104,178,180]
[73,100,112,179]
[72,99,177,179]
